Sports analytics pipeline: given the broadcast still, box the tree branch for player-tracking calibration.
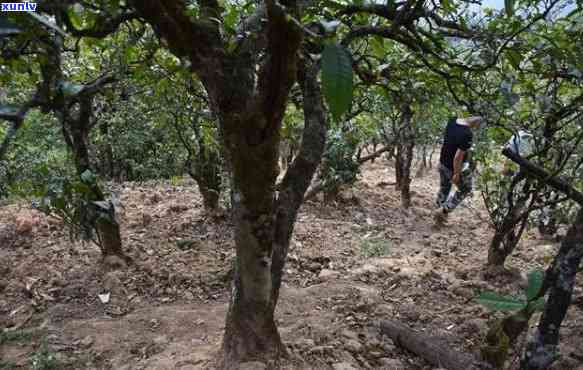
[128,0,224,71]
[0,93,42,161]
[255,0,303,130]
[501,148,583,205]
[272,57,327,301]
[61,9,138,38]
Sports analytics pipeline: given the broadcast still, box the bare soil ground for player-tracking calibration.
[1,159,582,370]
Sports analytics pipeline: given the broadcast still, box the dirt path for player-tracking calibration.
[1,160,582,369]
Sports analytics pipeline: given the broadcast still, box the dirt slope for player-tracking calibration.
[1,160,581,370]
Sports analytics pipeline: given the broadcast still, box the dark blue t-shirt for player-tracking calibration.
[439,117,473,170]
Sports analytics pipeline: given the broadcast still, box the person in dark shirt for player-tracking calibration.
[434,116,483,224]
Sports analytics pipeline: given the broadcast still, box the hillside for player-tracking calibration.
[1,160,581,370]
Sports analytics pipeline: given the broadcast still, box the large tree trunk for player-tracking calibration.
[521,207,583,370]
[127,1,305,366]
[221,59,326,366]
[222,191,282,364]
[220,128,281,364]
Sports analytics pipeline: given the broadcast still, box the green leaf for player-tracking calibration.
[528,297,546,313]
[321,42,353,121]
[80,170,95,184]
[506,49,523,70]
[526,269,544,301]
[505,0,515,17]
[67,7,83,29]
[176,239,197,250]
[370,36,385,58]
[72,181,91,195]
[53,196,66,211]
[441,0,453,12]
[476,291,526,311]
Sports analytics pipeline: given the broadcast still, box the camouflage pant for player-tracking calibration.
[435,163,473,212]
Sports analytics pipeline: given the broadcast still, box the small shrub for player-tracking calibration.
[0,360,18,369]
[30,341,58,370]
[360,237,392,258]
[33,169,116,251]
[0,329,35,345]
[320,128,360,198]
[170,175,183,186]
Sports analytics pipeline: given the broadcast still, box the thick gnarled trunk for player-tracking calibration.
[521,207,583,370]
[220,60,326,366]
[222,188,282,364]
[222,192,284,364]
[128,0,306,366]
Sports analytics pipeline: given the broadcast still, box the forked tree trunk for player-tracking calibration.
[128,1,306,365]
[487,215,529,268]
[220,60,326,366]
[487,177,533,268]
[176,113,223,214]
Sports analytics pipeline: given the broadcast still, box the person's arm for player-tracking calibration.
[452,149,465,185]
[453,131,472,185]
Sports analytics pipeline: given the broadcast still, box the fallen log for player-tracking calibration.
[380,320,492,370]
[303,181,324,201]
[357,145,392,164]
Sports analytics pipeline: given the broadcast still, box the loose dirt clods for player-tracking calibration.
[1,161,581,369]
